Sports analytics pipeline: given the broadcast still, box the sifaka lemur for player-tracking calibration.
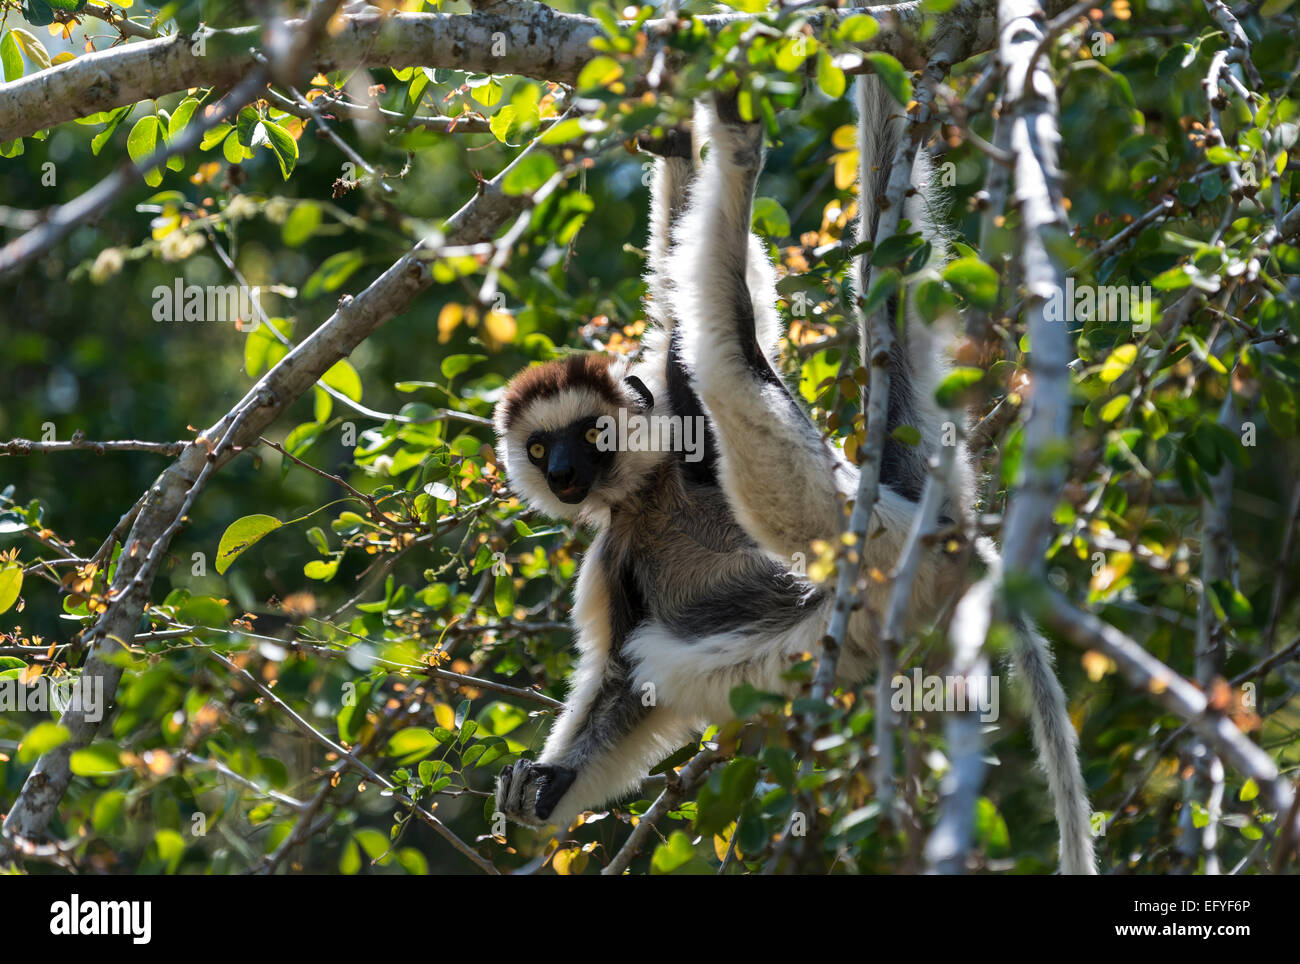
[490,78,1095,874]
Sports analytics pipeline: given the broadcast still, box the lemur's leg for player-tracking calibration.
[496,538,692,830]
[672,96,860,561]
[496,650,690,830]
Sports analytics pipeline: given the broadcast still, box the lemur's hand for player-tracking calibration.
[495,759,577,827]
[635,125,692,160]
[712,88,758,128]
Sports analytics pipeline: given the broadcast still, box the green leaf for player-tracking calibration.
[942,256,999,309]
[975,797,1010,855]
[70,742,125,776]
[260,120,298,179]
[864,52,912,106]
[479,702,528,737]
[304,558,340,581]
[0,564,22,614]
[127,115,163,186]
[92,790,126,833]
[243,317,291,377]
[1,32,24,83]
[934,367,984,407]
[861,268,901,315]
[494,571,514,617]
[19,722,69,763]
[200,123,232,151]
[891,424,921,446]
[282,202,322,247]
[168,97,200,139]
[1239,778,1259,802]
[751,197,791,238]
[339,838,361,874]
[501,153,558,196]
[303,250,364,299]
[223,129,247,164]
[127,117,159,163]
[576,56,623,92]
[215,514,284,574]
[387,727,442,763]
[19,0,55,28]
[816,51,846,99]
[651,831,697,874]
[321,358,363,402]
[441,353,485,381]
[540,117,588,144]
[1099,394,1130,422]
[838,14,879,43]
[914,278,956,322]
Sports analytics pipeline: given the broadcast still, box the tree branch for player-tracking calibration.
[601,745,722,875]
[0,1,1073,145]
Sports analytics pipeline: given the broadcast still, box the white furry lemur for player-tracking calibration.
[491,78,1096,874]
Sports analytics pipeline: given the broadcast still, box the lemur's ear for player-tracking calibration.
[623,375,654,411]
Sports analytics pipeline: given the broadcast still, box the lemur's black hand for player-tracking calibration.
[712,88,756,128]
[496,759,577,826]
[636,126,693,159]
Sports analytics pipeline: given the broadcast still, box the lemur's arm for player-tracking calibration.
[495,538,691,829]
[641,128,695,331]
[671,98,856,561]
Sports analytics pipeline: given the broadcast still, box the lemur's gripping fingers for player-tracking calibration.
[635,126,692,159]
[495,759,577,827]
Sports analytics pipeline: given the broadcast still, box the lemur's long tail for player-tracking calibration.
[1013,619,1098,874]
[859,72,1097,874]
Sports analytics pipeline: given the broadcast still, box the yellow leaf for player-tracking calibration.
[552,847,587,875]
[1081,650,1114,682]
[483,309,517,350]
[0,564,22,615]
[1099,343,1137,384]
[433,702,455,730]
[437,303,464,344]
[1089,551,1132,593]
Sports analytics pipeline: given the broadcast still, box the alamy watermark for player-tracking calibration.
[594,409,707,464]
[151,280,262,326]
[891,669,1000,722]
[1,675,105,723]
[1044,279,1154,332]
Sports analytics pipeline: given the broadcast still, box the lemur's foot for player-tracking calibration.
[495,759,577,827]
[636,125,693,160]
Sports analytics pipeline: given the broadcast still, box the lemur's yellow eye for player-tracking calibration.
[528,442,545,460]
[585,427,601,445]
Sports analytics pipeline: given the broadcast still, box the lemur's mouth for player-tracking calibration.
[554,484,589,504]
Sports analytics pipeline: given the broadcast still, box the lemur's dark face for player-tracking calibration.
[524,415,611,504]
[493,354,659,523]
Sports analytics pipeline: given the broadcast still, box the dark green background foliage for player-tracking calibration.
[0,0,1298,874]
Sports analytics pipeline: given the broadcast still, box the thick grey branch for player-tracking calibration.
[0,0,1072,145]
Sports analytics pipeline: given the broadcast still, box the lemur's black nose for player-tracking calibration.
[547,466,576,488]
